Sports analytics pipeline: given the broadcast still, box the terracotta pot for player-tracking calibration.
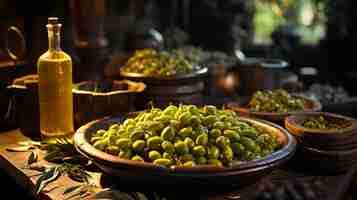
[285,112,357,151]
[72,79,146,127]
[74,115,297,187]
[285,112,357,173]
[120,67,208,109]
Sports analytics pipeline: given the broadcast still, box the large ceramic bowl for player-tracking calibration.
[74,115,296,187]
[120,67,208,109]
[227,94,322,124]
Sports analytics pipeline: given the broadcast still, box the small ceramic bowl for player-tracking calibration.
[285,112,357,173]
[285,112,357,151]
[227,94,322,125]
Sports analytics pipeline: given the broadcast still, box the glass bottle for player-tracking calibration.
[37,17,74,142]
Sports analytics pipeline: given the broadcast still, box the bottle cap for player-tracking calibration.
[48,17,59,25]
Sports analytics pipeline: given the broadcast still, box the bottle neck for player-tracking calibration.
[47,24,61,51]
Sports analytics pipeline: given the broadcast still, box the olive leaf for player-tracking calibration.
[18,141,42,147]
[27,150,38,165]
[6,146,35,152]
[35,166,61,194]
[63,185,82,195]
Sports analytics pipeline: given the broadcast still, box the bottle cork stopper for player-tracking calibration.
[48,17,59,25]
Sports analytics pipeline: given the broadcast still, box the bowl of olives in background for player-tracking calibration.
[74,104,296,187]
[285,112,357,173]
[119,49,208,109]
[227,89,322,124]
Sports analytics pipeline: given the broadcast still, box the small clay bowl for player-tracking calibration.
[285,112,357,151]
[72,79,146,127]
[227,94,321,125]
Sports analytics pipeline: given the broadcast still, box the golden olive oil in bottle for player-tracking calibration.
[37,17,74,142]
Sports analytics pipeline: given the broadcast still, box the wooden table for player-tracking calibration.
[0,129,356,200]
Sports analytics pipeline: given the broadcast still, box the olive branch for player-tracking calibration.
[6,139,164,200]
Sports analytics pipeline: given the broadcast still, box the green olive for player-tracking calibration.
[96,129,106,137]
[223,130,240,142]
[123,119,135,127]
[162,105,178,116]
[231,142,245,155]
[213,121,225,130]
[131,155,144,162]
[132,140,146,153]
[93,139,107,150]
[184,137,195,149]
[170,119,181,130]
[174,141,189,155]
[216,136,230,149]
[154,115,171,124]
[204,105,217,115]
[196,156,207,165]
[178,112,191,125]
[90,136,103,144]
[118,149,133,159]
[240,136,258,152]
[180,154,194,162]
[106,146,119,154]
[147,121,164,133]
[207,145,220,159]
[203,115,216,126]
[161,141,175,154]
[182,161,195,167]
[240,130,259,139]
[188,105,200,116]
[125,124,135,133]
[196,133,208,146]
[178,127,193,139]
[130,129,145,141]
[222,146,234,163]
[115,138,131,150]
[147,136,163,150]
[153,158,172,167]
[148,150,162,161]
[161,126,175,141]
[256,134,271,145]
[209,128,221,139]
[192,145,206,157]
[162,152,172,159]
[189,116,201,126]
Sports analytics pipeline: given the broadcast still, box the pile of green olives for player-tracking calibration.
[249,89,305,113]
[90,104,279,168]
[121,49,199,76]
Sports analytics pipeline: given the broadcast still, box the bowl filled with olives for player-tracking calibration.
[285,112,357,173]
[227,89,322,124]
[119,49,208,108]
[285,112,357,150]
[74,104,296,187]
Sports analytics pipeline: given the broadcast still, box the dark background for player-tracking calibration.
[0,1,357,198]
